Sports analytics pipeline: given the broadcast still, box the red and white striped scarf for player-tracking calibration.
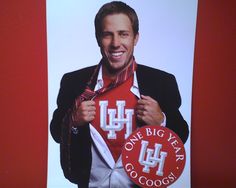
[76,58,137,106]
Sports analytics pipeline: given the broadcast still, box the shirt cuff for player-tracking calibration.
[160,112,166,127]
[71,126,79,134]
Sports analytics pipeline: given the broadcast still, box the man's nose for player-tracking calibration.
[111,35,121,48]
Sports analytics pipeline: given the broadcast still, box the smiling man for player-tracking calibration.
[50,1,189,188]
[99,13,139,77]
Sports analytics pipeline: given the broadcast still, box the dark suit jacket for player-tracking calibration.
[50,64,189,187]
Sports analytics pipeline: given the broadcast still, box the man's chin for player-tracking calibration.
[105,61,126,73]
[107,65,124,74]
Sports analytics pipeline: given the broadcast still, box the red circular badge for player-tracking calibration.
[122,126,186,188]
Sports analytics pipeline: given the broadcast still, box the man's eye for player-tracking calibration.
[102,32,112,38]
[120,33,129,37]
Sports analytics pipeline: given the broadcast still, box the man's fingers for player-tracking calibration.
[137,114,149,123]
[88,110,96,116]
[88,106,96,111]
[136,104,145,111]
[80,109,96,115]
[137,100,149,105]
[80,100,95,107]
[136,95,164,125]
[80,101,96,111]
[140,95,158,103]
[137,96,156,105]
[86,100,96,106]
[136,109,146,116]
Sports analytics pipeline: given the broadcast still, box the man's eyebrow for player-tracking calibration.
[119,30,130,33]
[102,30,130,33]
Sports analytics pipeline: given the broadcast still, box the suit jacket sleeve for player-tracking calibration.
[50,74,75,143]
[50,69,93,185]
[162,74,189,144]
[137,65,189,144]
[50,68,92,143]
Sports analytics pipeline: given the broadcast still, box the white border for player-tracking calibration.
[47,1,198,187]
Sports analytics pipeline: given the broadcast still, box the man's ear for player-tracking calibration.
[97,41,101,47]
[96,35,101,47]
[134,32,139,46]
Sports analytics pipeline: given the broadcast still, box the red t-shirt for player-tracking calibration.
[91,75,138,162]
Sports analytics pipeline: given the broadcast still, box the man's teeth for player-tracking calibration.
[111,52,123,57]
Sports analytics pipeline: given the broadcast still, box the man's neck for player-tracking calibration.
[102,59,134,80]
[102,65,117,80]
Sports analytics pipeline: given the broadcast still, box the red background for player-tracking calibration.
[0,0,235,187]
[191,0,236,187]
[0,0,48,187]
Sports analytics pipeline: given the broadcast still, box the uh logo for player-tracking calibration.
[139,140,168,176]
[99,100,134,139]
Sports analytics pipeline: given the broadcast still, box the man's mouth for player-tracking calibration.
[110,51,124,59]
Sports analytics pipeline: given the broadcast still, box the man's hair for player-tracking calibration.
[95,1,139,44]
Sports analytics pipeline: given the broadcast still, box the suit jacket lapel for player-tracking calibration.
[136,64,152,96]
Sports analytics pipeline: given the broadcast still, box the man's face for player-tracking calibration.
[99,13,139,74]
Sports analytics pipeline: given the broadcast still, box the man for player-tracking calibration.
[50,1,189,188]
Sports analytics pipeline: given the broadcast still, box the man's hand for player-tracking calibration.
[136,95,164,125]
[72,100,96,126]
